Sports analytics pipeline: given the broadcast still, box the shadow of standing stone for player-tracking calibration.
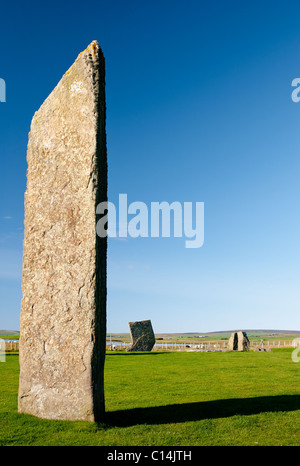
[127,320,155,352]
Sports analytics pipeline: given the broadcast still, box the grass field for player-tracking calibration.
[1,349,300,446]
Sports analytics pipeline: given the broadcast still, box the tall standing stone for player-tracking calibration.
[18,41,107,422]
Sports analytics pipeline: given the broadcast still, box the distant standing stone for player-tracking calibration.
[127,320,155,352]
[228,332,238,351]
[237,331,250,351]
[18,41,107,422]
[228,331,250,351]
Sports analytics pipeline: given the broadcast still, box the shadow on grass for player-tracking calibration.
[104,395,300,427]
[106,352,170,356]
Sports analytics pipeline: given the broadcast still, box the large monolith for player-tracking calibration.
[18,41,107,422]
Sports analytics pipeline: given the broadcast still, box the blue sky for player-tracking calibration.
[1,0,300,333]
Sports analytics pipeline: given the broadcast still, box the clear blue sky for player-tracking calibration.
[1,0,300,333]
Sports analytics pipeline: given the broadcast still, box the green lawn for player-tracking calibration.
[0,349,300,445]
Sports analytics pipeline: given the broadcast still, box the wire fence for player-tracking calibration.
[1,338,300,354]
[106,339,300,352]
[0,339,19,352]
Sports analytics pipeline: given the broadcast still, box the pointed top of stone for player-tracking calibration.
[63,39,105,79]
[74,40,105,64]
[31,39,106,135]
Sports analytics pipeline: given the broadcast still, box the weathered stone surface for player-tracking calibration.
[127,320,155,352]
[18,41,107,422]
[228,331,250,351]
[228,332,238,351]
[237,331,250,351]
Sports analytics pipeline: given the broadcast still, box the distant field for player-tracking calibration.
[2,329,299,344]
[0,331,19,338]
[0,349,300,445]
[108,330,300,346]
[0,336,19,341]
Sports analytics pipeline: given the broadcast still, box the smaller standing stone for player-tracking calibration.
[228,332,238,351]
[237,331,250,351]
[127,320,155,352]
[228,331,250,351]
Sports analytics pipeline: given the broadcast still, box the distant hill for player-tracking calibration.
[110,329,300,338]
[151,330,300,340]
[202,329,300,335]
[0,330,20,336]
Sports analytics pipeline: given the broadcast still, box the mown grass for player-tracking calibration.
[0,349,299,446]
